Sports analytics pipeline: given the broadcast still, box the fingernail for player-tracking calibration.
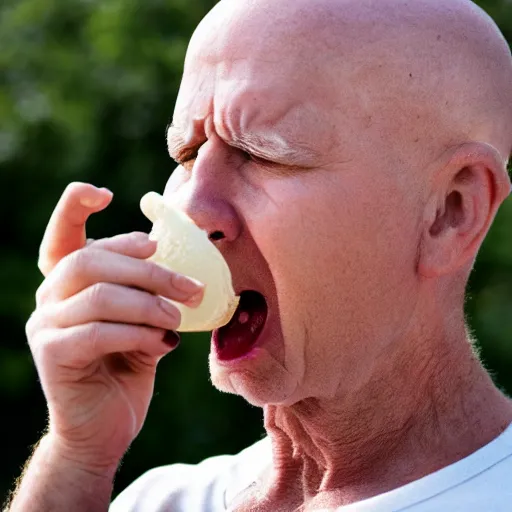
[173,273,204,295]
[80,196,104,208]
[183,289,205,308]
[158,297,180,319]
[162,330,180,349]
[134,232,155,247]
[80,188,113,208]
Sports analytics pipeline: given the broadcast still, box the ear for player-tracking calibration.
[418,142,511,279]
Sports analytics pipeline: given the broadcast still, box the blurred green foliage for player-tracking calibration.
[0,0,510,502]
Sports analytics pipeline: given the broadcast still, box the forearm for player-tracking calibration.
[5,435,117,512]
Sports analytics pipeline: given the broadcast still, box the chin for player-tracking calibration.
[207,289,305,406]
[208,347,301,407]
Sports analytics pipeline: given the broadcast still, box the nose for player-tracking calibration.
[171,138,243,244]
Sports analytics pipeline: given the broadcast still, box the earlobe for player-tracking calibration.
[417,142,509,279]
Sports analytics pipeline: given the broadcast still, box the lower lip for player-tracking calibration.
[211,324,267,365]
[211,291,268,364]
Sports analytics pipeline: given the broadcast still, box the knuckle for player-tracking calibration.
[35,282,48,306]
[37,256,52,276]
[26,305,56,344]
[36,250,87,305]
[38,244,64,278]
[87,282,111,309]
[65,181,86,196]
[25,311,39,341]
[29,328,57,363]
[85,322,102,353]
[87,236,114,251]
[91,233,131,251]
[69,247,93,275]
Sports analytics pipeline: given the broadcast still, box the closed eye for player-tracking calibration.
[175,148,258,166]
[241,149,272,166]
[173,150,198,170]
[178,153,198,165]
[244,151,289,171]
[173,146,288,174]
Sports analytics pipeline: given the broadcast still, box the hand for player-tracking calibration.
[26,183,204,474]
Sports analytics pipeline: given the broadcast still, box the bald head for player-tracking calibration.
[183,0,512,178]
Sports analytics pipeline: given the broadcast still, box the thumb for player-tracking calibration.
[38,182,113,276]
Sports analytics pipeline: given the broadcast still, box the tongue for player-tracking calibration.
[215,291,267,360]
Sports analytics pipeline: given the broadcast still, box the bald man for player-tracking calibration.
[6,0,512,511]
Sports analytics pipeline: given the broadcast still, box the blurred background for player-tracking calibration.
[0,0,511,503]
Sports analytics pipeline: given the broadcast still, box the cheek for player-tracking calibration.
[244,181,350,366]
[248,176,419,359]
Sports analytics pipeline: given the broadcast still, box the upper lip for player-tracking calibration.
[233,284,267,299]
[234,286,267,301]
[222,249,272,306]
[230,270,266,300]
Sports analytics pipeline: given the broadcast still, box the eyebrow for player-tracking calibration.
[166,121,319,167]
[166,122,206,163]
[231,131,319,166]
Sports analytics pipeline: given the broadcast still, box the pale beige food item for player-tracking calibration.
[140,192,240,332]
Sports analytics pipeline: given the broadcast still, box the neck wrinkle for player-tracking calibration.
[261,328,512,507]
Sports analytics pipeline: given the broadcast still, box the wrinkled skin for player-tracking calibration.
[11,1,512,511]
[162,0,512,509]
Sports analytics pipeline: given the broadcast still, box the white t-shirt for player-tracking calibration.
[109,423,512,511]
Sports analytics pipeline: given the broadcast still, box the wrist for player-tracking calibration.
[6,434,117,512]
[41,433,120,481]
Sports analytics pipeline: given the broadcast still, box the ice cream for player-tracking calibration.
[140,192,240,332]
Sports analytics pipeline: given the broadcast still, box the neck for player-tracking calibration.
[258,329,512,509]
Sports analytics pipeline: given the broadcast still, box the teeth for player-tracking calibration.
[238,311,250,325]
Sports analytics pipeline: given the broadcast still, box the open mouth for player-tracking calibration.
[213,290,268,361]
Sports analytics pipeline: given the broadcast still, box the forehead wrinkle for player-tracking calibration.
[209,93,323,167]
[215,86,327,165]
[241,106,323,165]
[167,114,318,166]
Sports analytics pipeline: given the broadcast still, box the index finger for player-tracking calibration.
[38,182,113,277]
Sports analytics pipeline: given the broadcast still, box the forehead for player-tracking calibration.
[172,61,337,153]
[169,0,364,162]
[169,0,447,176]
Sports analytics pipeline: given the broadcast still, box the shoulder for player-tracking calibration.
[391,454,512,512]
[443,450,512,511]
[426,424,512,510]
[346,424,512,512]
[109,436,271,512]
